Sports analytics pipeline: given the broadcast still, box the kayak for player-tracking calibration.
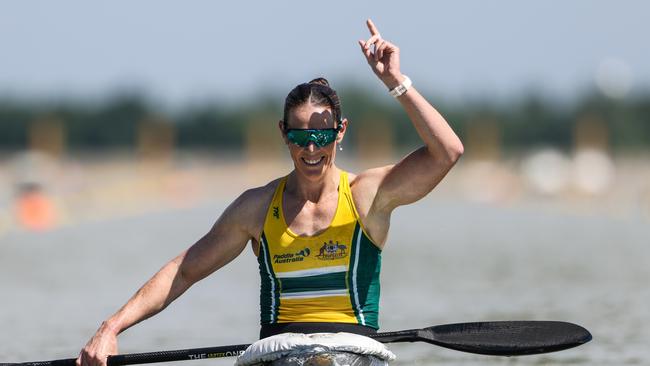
[234,332,395,366]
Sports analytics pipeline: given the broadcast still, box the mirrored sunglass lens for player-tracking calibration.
[313,131,329,146]
[312,131,335,147]
[288,130,336,147]
[287,130,309,146]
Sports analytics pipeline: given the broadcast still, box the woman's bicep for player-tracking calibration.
[375,147,456,210]
[178,194,255,284]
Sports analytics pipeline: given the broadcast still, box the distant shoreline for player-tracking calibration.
[1,151,648,235]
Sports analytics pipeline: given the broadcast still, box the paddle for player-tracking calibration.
[2,321,591,366]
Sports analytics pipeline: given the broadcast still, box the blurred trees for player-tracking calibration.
[0,88,648,154]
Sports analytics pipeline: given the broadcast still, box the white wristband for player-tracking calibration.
[388,76,412,98]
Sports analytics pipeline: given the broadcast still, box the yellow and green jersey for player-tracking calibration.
[257,171,381,329]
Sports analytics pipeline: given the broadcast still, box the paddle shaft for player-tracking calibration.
[2,344,250,366]
[2,331,413,366]
[1,330,417,366]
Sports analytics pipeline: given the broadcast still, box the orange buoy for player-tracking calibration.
[15,183,56,231]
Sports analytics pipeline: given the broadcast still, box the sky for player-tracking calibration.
[1,1,648,106]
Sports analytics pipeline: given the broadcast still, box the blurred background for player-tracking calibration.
[1,1,648,365]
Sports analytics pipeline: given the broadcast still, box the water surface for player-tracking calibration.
[1,197,647,365]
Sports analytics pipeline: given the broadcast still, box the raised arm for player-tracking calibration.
[356,19,464,212]
[77,189,261,366]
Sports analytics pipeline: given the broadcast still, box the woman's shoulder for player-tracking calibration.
[227,177,284,240]
[347,164,396,215]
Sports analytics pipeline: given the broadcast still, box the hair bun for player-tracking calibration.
[308,77,330,87]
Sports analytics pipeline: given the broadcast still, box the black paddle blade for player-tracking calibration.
[419,321,592,356]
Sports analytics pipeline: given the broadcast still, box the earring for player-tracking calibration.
[338,143,343,151]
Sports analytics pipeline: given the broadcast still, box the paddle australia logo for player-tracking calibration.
[316,240,348,260]
[273,247,310,264]
[273,206,279,219]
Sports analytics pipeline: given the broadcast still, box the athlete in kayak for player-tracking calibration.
[78,19,463,366]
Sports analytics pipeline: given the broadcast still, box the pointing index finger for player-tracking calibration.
[366,19,380,36]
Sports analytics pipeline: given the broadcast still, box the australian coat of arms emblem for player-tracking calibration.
[316,240,348,260]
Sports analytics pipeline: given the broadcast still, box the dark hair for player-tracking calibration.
[282,77,342,129]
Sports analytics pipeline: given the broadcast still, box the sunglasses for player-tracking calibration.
[286,125,341,147]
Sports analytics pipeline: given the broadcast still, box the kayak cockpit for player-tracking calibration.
[235,332,395,366]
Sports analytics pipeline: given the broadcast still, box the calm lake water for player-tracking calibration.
[1,196,648,365]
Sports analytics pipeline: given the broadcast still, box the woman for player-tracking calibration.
[78,19,463,366]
